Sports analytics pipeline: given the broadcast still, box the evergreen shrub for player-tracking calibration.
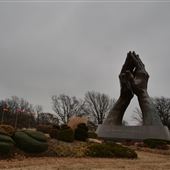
[143,138,170,149]
[0,134,15,155]
[74,123,88,141]
[58,125,74,142]
[13,131,48,153]
[86,142,137,159]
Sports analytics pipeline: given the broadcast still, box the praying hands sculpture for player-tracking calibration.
[103,51,162,126]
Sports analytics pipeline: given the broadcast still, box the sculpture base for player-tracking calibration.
[96,125,170,141]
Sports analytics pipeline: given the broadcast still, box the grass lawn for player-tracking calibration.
[0,151,170,170]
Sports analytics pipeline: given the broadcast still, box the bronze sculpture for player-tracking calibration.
[97,52,170,140]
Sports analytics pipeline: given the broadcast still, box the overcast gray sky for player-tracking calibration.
[0,0,170,124]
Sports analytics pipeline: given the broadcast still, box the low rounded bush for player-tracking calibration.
[0,142,14,155]
[13,131,48,153]
[86,142,137,159]
[74,123,88,141]
[52,125,60,130]
[143,138,170,149]
[60,124,69,129]
[75,128,88,141]
[110,143,137,158]
[58,126,74,143]
[0,134,15,155]
[37,124,61,139]
[49,128,60,139]
[0,125,15,136]
[77,123,88,131]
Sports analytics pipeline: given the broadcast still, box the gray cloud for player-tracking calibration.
[0,1,170,123]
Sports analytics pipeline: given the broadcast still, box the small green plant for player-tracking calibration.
[58,126,74,142]
[74,123,88,141]
[86,142,137,159]
[143,138,170,149]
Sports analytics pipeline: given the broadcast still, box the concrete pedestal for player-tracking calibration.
[96,125,170,141]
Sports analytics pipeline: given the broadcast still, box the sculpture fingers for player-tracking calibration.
[130,52,144,70]
[135,54,149,79]
[120,51,135,75]
[135,53,145,69]
[131,52,149,78]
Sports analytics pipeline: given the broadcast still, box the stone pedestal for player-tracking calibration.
[96,125,170,141]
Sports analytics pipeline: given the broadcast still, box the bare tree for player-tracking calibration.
[132,107,143,125]
[37,112,59,125]
[153,97,170,128]
[34,105,43,124]
[84,91,114,125]
[34,105,43,115]
[51,94,85,124]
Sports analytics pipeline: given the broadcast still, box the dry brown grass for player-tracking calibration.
[0,151,170,170]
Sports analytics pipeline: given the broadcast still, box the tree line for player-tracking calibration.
[51,91,114,125]
[0,91,114,128]
[0,96,58,128]
[0,92,170,129]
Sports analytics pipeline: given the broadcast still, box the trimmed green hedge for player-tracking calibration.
[23,130,48,142]
[49,129,59,139]
[143,138,170,149]
[86,142,137,159]
[58,126,74,143]
[75,123,88,141]
[0,134,15,155]
[0,142,14,154]
[13,131,48,153]
[0,134,15,144]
